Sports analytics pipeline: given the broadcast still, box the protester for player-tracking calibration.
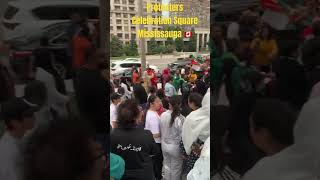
[251,24,278,72]
[180,89,210,179]
[162,68,171,88]
[133,81,148,105]
[110,93,122,128]
[188,93,203,111]
[0,97,39,180]
[13,56,69,119]
[23,119,107,180]
[23,80,49,128]
[242,97,320,180]
[173,69,182,92]
[119,77,132,99]
[148,86,157,99]
[165,76,177,98]
[144,95,163,180]
[111,99,159,180]
[188,69,198,84]
[250,99,296,156]
[132,69,140,85]
[73,26,92,70]
[157,88,169,110]
[160,95,185,180]
[74,47,109,149]
[33,36,66,94]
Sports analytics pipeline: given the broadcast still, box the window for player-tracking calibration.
[120,63,140,68]
[125,34,129,39]
[116,13,121,18]
[131,26,136,31]
[129,7,135,11]
[50,32,69,45]
[124,20,128,24]
[124,26,129,31]
[116,19,122,24]
[110,26,113,30]
[122,0,127,4]
[129,0,135,5]
[117,33,123,38]
[131,33,136,39]
[32,6,99,20]
[115,6,121,10]
[114,0,120,3]
[123,7,127,11]
[45,23,70,40]
[117,26,122,30]
[111,63,116,68]
[4,6,19,20]
[123,14,128,18]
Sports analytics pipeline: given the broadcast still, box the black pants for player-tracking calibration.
[152,143,163,180]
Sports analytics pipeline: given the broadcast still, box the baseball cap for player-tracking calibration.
[0,97,39,122]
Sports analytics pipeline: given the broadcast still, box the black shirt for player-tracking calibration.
[74,67,109,134]
[111,128,159,180]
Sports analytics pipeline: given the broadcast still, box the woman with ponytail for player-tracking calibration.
[160,95,185,180]
[144,95,163,180]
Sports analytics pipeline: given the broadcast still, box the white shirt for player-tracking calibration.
[160,110,184,145]
[121,83,132,99]
[145,110,161,143]
[110,103,118,125]
[0,132,21,180]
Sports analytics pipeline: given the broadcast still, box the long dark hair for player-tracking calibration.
[143,95,158,124]
[169,96,182,127]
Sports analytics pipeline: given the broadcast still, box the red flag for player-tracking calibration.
[261,0,282,12]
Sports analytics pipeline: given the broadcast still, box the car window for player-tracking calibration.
[44,23,70,40]
[120,63,140,68]
[32,6,99,20]
[50,32,69,45]
[4,6,19,20]
[111,63,116,68]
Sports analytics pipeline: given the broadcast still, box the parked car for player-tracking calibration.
[111,60,160,80]
[3,0,99,38]
[169,58,192,73]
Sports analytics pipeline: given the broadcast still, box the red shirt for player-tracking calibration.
[132,72,139,84]
[73,36,91,69]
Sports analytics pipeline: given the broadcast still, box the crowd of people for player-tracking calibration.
[109,57,210,179]
[211,3,320,180]
[1,2,320,180]
[0,11,108,180]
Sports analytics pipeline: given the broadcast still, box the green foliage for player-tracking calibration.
[123,39,138,56]
[110,35,124,57]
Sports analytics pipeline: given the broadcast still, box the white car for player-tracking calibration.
[2,0,99,38]
[111,60,160,77]
[111,60,148,75]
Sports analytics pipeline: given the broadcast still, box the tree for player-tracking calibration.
[175,37,183,52]
[110,35,123,57]
[124,39,138,56]
[147,38,159,55]
[187,28,197,52]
